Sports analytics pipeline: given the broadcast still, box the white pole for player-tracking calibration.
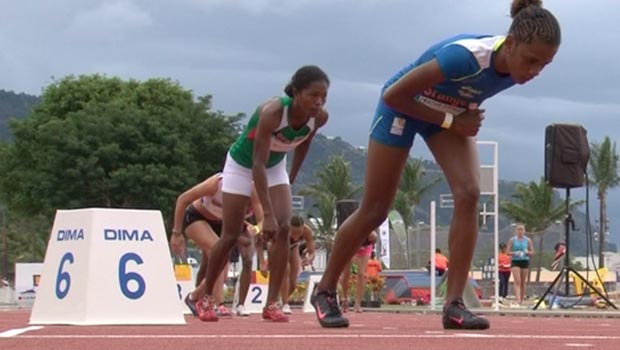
[493,142,500,311]
[430,201,437,311]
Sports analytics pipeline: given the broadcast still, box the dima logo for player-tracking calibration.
[57,229,85,241]
[104,229,154,242]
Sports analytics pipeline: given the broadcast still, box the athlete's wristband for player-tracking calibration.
[441,113,453,129]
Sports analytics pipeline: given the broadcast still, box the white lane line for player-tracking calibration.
[0,326,44,338]
[11,333,620,340]
[565,344,593,347]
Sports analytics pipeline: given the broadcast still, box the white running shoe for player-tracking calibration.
[236,304,250,317]
[281,303,292,315]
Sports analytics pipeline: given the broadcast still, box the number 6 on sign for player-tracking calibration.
[119,253,146,299]
[55,252,74,299]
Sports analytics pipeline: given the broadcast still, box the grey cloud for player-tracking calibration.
[1,0,619,242]
[65,1,153,41]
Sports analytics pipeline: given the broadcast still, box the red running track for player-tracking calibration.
[1,309,619,350]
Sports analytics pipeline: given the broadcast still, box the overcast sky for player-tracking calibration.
[1,0,619,246]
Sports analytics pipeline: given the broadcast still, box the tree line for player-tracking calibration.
[0,75,242,276]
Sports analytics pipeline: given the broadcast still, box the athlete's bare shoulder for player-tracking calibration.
[258,97,284,117]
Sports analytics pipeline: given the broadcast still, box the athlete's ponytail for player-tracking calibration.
[509,0,561,46]
[510,0,541,18]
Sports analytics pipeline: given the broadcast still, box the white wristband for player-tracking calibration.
[441,113,453,129]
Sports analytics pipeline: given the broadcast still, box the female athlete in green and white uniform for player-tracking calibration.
[197,65,330,322]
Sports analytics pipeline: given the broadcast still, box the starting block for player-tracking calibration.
[302,274,323,313]
[232,271,268,314]
[30,208,185,325]
[174,263,196,315]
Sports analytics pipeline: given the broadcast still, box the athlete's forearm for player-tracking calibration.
[173,194,191,234]
[289,139,311,184]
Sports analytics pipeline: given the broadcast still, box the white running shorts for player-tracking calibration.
[221,152,290,196]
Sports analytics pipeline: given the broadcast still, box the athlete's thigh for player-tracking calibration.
[221,192,251,239]
[268,184,293,226]
[511,267,522,281]
[358,255,370,272]
[426,131,480,192]
[221,158,254,237]
[185,221,220,251]
[361,140,410,213]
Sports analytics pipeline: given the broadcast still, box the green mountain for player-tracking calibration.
[293,133,607,257]
[0,90,40,141]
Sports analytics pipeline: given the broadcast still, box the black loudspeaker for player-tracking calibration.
[336,199,358,229]
[544,123,590,188]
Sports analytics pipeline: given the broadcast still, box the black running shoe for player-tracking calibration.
[442,298,490,330]
[311,288,349,328]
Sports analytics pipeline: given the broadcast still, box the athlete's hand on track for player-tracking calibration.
[259,262,269,277]
[169,232,186,257]
[301,252,315,266]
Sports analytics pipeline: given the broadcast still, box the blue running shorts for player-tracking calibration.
[369,97,443,149]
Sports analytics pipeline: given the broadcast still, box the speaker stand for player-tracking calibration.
[533,188,617,310]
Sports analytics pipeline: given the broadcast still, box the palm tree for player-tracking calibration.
[392,158,440,268]
[299,155,362,258]
[305,191,338,256]
[588,137,620,267]
[501,177,582,281]
[393,159,441,228]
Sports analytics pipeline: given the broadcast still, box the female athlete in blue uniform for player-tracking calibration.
[313,0,561,330]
